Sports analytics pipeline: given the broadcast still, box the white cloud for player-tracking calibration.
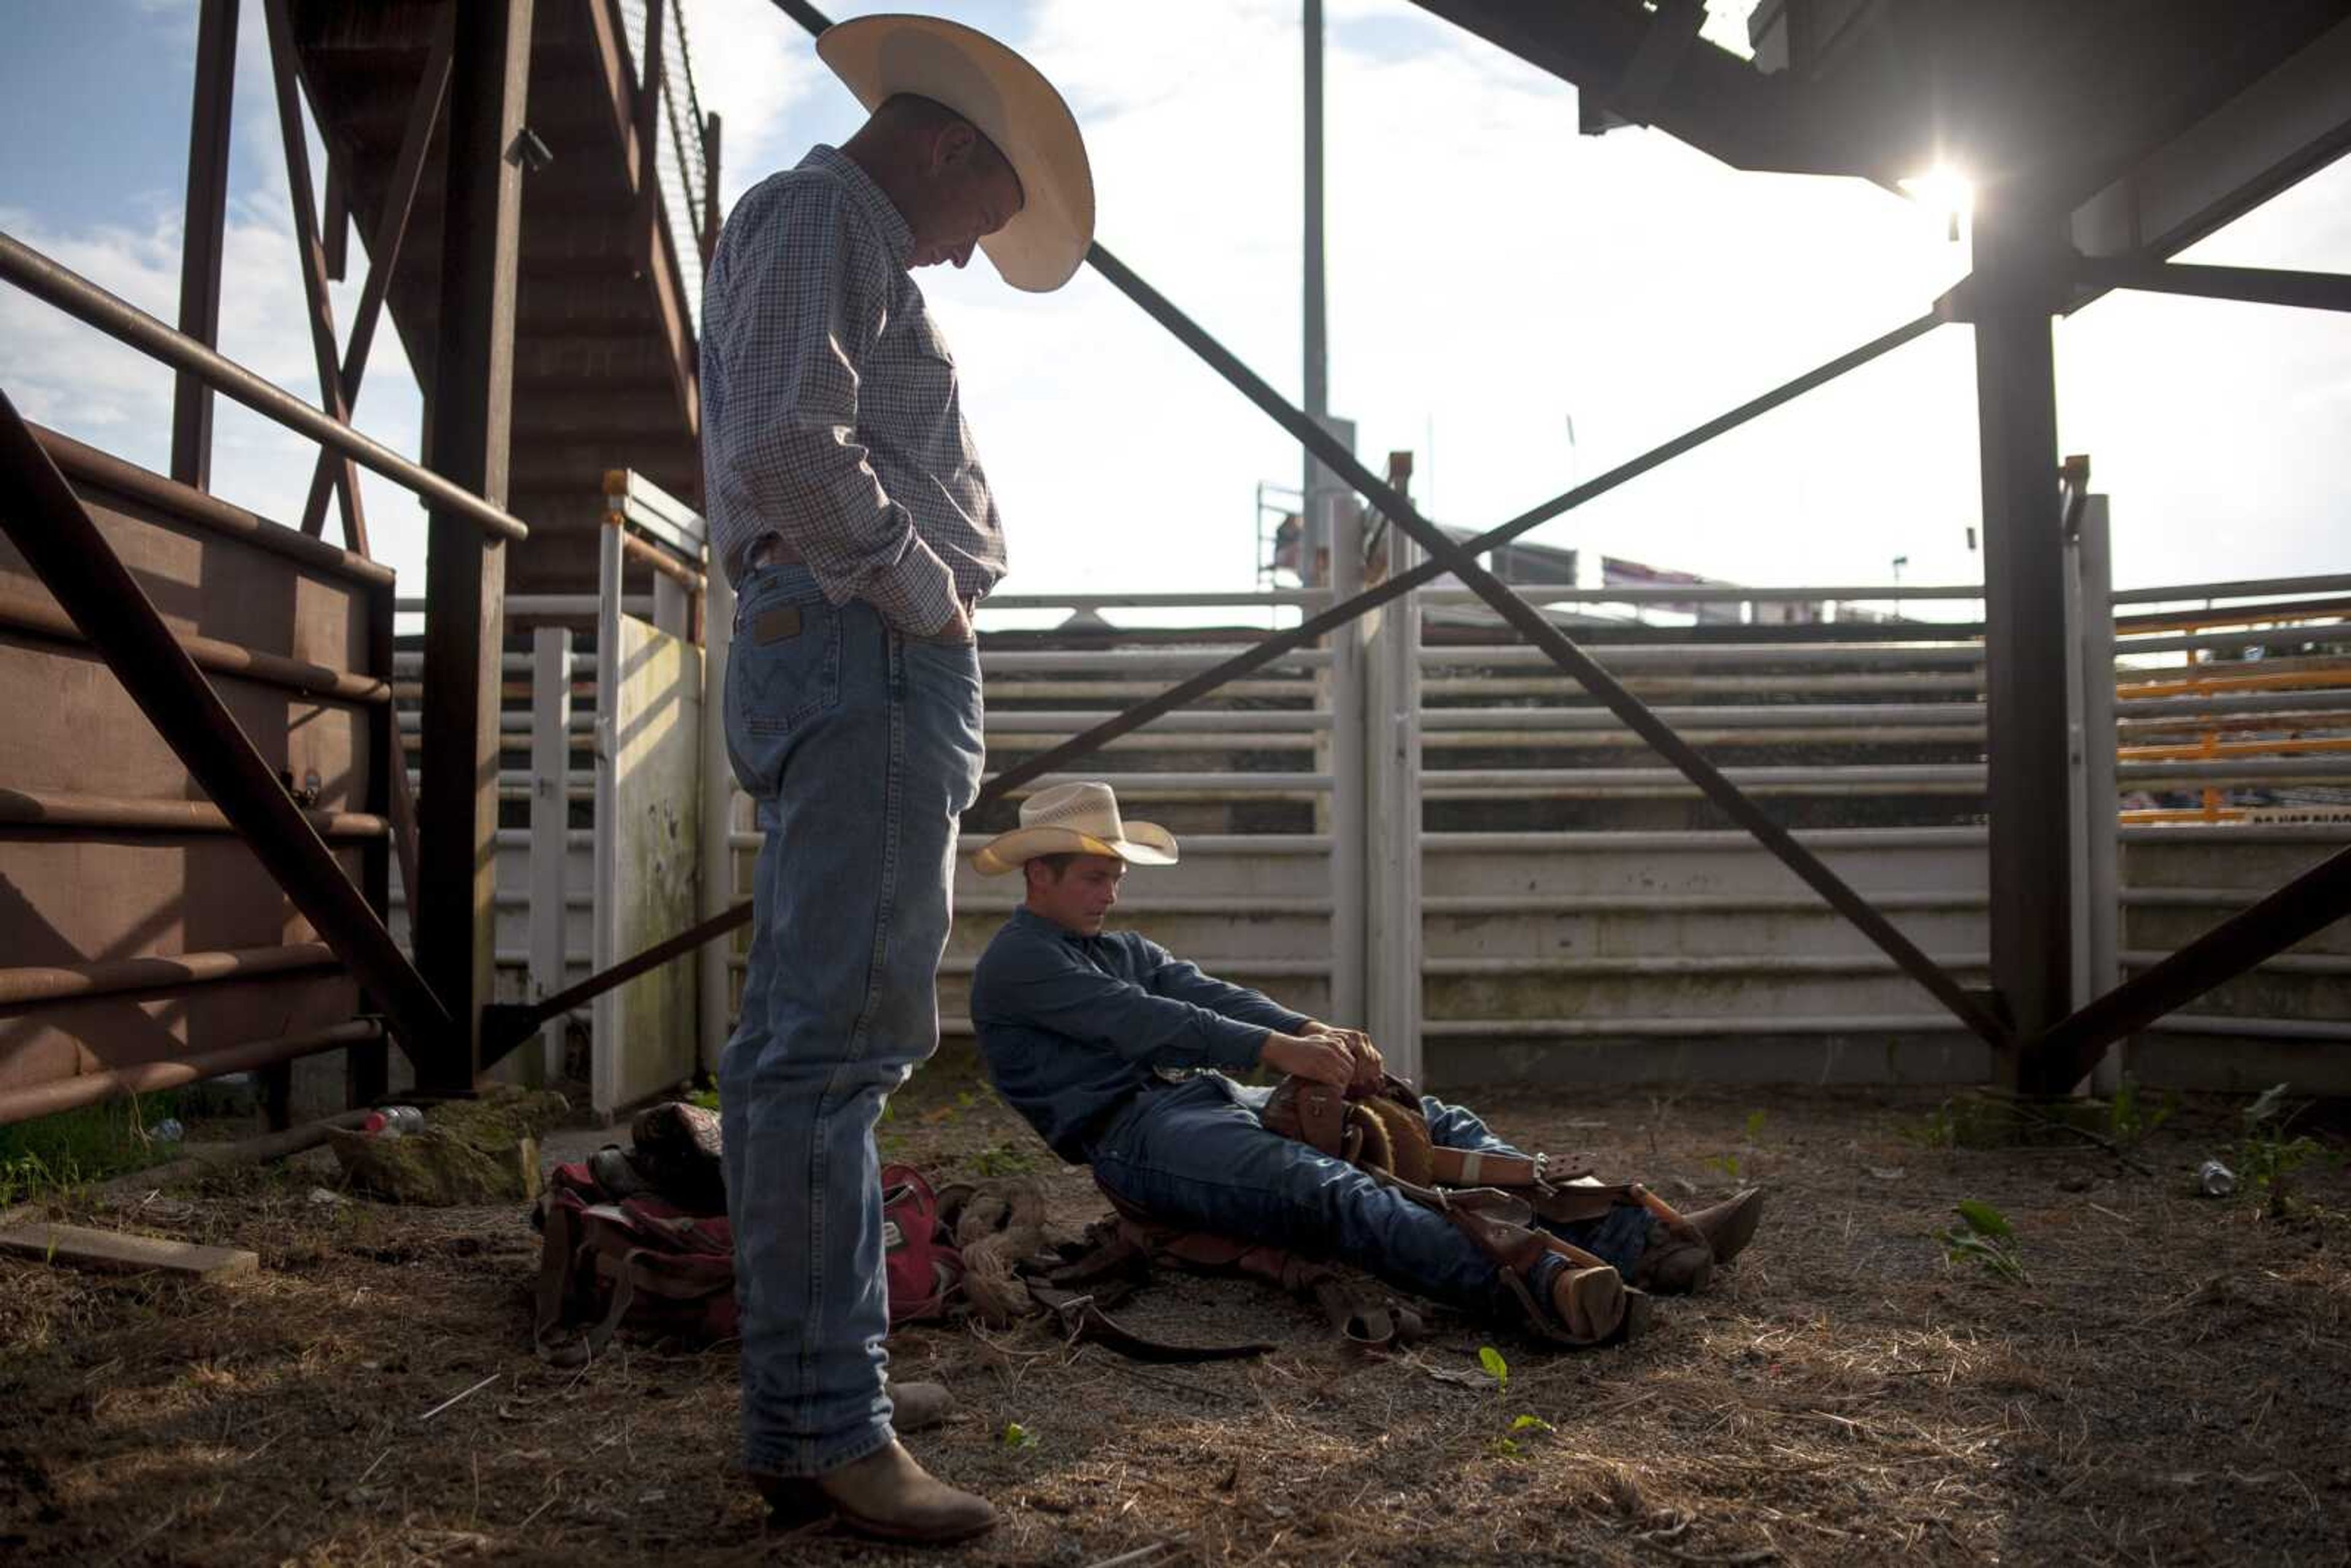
[683,0,834,206]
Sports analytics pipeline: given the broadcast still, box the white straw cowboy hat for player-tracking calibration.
[816,13,1095,292]
[973,781,1179,875]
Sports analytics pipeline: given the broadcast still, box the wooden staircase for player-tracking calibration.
[290,0,707,595]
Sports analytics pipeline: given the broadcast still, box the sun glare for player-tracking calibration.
[1899,166,1976,235]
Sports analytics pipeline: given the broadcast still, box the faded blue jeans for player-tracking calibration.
[716,565,983,1479]
[1089,1077,1651,1318]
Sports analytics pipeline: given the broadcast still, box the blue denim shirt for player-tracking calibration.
[970,908,1311,1163]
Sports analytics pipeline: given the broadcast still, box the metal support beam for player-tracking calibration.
[300,8,455,539]
[2037,844,2351,1090]
[701,111,724,264]
[2072,256,2351,315]
[418,0,533,1095]
[1081,242,2009,1052]
[980,308,1943,808]
[261,0,367,551]
[169,0,239,490]
[0,390,453,1057]
[529,626,574,1084]
[1971,207,2075,1090]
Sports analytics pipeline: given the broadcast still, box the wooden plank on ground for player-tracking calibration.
[0,1221,258,1280]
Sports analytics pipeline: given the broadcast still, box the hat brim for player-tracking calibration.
[972,820,1179,876]
[816,14,1095,293]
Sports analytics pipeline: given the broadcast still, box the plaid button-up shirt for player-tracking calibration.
[700,146,1005,634]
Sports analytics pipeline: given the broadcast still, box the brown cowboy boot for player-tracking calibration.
[1687,1189,1766,1265]
[759,1441,999,1544]
[1548,1261,1633,1343]
[1633,1188,1768,1294]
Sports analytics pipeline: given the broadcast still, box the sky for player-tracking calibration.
[1,0,2345,616]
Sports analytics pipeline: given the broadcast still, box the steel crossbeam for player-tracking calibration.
[2035,844,2351,1089]
[1082,244,2011,1052]
[294,6,456,541]
[0,390,454,1058]
[261,0,368,550]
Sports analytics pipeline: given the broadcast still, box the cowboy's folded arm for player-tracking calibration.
[995,959,1267,1074]
[707,179,959,637]
[1141,943,1308,1035]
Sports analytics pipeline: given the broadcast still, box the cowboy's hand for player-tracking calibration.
[918,599,974,645]
[1260,1030,1352,1089]
[1304,1021,1384,1090]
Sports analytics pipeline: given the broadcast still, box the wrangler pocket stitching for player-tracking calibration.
[735,598,841,736]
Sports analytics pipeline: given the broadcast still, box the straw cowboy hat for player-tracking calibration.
[973,781,1179,875]
[817,13,1095,292]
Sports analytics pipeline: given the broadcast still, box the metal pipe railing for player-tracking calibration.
[0,231,528,542]
[0,1019,383,1127]
[2112,571,2351,604]
[0,943,338,1017]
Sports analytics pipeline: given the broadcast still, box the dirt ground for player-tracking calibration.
[4,1057,2349,1567]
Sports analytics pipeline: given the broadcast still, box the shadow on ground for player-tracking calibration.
[4,1059,2349,1566]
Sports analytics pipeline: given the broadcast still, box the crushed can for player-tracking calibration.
[2195,1158,2235,1198]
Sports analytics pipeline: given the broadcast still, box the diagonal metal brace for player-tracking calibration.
[2034,843,2351,1090]
[1082,242,2011,1052]
[0,388,455,1059]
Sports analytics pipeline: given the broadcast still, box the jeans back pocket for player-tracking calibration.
[724,588,843,800]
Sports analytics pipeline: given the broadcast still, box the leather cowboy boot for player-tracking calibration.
[887,1378,952,1433]
[759,1441,999,1544]
[1633,1188,1766,1293]
[1687,1188,1766,1265]
[1547,1260,1632,1343]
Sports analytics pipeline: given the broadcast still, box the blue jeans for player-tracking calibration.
[1088,1078,1523,1316]
[1090,1079,1653,1318]
[715,565,983,1479]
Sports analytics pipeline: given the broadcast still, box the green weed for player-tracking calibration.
[1904,1102,1959,1150]
[1940,1199,2025,1281]
[0,1092,181,1206]
[972,1142,1038,1178]
[1000,1422,1037,1450]
[1477,1345,1509,1395]
[2235,1082,2320,1218]
[2105,1075,2175,1146]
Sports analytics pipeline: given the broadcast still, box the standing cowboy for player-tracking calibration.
[699,13,1092,1544]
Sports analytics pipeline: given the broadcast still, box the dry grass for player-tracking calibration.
[4,1063,2350,1566]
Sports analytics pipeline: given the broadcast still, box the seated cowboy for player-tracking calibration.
[967,781,1764,1346]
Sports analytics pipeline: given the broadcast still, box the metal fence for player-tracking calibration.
[382,478,2349,1106]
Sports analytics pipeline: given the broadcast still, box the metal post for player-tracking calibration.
[1301,0,1329,575]
[418,0,533,1095]
[702,112,724,264]
[170,0,239,490]
[530,626,575,1084]
[354,576,396,1108]
[700,553,737,1078]
[1329,475,1366,1029]
[592,518,626,1116]
[1367,513,1424,1083]
[2078,496,2123,1092]
[653,567,689,636]
[1971,203,2075,1090]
